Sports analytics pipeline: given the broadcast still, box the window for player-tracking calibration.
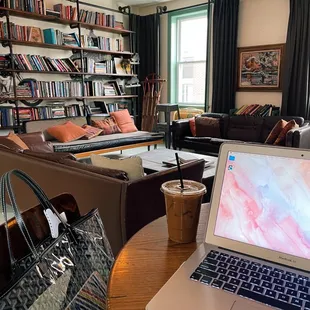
[169,7,209,109]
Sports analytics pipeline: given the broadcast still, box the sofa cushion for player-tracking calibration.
[47,121,86,143]
[265,119,287,144]
[274,120,299,146]
[110,110,138,133]
[227,116,264,142]
[184,136,212,143]
[189,118,196,136]
[195,117,221,138]
[82,125,103,140]
[92,118,121,135]
[62,158,129,181]
[0,138,24,152]
[91,154,144,181]
[52,131,164,153]
[1,133,29,150]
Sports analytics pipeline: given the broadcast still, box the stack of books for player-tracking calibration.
[6,0,46,14]
[231,104,280,117]
[16,80,83,98]
[103,84,116,96]
[79,9,117,28]
[0,54,10,69]
[115,21,124,29]
[11,54,79,72]
[95,62,107,74]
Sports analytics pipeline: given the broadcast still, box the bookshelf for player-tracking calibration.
[0,1,138,130]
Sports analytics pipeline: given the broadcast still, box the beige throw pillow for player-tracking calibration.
[90,154,144,181]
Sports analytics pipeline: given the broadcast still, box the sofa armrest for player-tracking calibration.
[172,119,192,149]
[292,125,310,149]
[23,150,76,162]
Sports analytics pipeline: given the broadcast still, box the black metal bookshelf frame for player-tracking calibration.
[0,1,137,130]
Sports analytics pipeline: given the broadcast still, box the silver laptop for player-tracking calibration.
[147,142,310,310]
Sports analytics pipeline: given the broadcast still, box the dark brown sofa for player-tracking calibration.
[172,113,308,155]
[0,144,204,255]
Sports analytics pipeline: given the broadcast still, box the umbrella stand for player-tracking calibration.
[141,73,166,132]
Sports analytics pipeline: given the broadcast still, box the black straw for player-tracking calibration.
[175,153,184,189]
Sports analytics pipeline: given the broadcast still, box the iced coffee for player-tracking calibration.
[161,180,206,243]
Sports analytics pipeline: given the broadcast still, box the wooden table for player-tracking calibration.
[107,203,210,310]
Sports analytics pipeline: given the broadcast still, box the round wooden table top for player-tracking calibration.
[107,203,210,310]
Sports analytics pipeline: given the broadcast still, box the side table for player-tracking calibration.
[155,104,181,149]
[107,203,210,310]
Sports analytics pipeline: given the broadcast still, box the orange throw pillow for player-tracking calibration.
[6,133,29,150]
[91,118,121,135]
[81,125,103,140]
[110,110,138,133]
[47,121,86,143]
[189,118,196,136]
[274,120,299,146]
[265,119,287,144]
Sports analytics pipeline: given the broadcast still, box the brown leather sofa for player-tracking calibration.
[172,113,308,155]
[0,145,204,255]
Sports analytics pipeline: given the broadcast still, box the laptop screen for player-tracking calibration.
[214,151,310,260]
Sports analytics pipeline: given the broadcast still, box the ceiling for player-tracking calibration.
[118,0,173,6]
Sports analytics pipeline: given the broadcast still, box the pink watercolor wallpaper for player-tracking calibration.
[214,152,310,259]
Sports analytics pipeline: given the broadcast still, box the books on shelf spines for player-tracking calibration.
[0,22,80,47]
[231,104,280,116]
[73,57,114,74]
[0,104,84,126]
[81,34,123,52]
[78,9,121,29]
[6,0,46,15]
[10,54,79,72]
[14,80,126,98]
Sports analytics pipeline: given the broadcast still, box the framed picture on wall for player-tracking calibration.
[237,44,285,91]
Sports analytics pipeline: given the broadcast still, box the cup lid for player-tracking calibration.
[161,180,206,196]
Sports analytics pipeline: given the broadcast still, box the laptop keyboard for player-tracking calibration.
[190,250,310,310]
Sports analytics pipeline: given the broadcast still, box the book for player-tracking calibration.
[43,28,57,44]
[28,27,44,43]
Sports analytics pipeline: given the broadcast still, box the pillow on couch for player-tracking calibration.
[81,125,103,139]
[91,154,144,181]
[274,120,299,146]
[195,117,221,138]
[91,118,121,135]
[265,119,287,144]
[47,121,86,143]
[189,118,196,136]
[0,133,29,151]
[110,110,138,133]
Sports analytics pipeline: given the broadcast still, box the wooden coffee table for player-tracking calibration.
[107,203,210,310]
[138,149,217,201]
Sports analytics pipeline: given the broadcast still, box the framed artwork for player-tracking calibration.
[237,44,285,91]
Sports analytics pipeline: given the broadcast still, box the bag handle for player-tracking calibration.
[0,170,72,266]
[1,174,39,265]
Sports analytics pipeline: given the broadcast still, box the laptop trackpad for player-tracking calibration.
[232,300,270,310]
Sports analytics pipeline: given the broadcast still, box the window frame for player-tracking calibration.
[168,5,209,108]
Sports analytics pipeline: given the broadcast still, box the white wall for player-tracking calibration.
[236,0,289,108]
[139,0,290,110]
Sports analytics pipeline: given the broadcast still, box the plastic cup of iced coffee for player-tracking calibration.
[161,180,206,243]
